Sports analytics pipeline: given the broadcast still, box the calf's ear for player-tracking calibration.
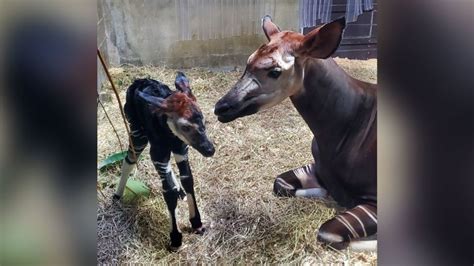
[174,71,191,91]
[137,91,168,112]
[296,17,345,59]
[175,71,196,101]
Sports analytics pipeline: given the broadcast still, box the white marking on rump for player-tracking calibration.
[186,193,196,219]
[349,240,377,251]
[318,231,344,242]
[295,188,327,198]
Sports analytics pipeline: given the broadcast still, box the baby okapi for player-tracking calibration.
[114,72,215,251]
[215,16,377,250]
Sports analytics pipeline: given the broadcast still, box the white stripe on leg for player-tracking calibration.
[173,152,188,163]
[349,240,377,251]
[295,188,327,198]
[346,211,367,237]
[275,177,295,190]
[357,205,377,224]
[318,231,344,242]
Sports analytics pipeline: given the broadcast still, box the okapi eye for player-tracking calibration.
[181,125,192,132]
[268,68,282,79]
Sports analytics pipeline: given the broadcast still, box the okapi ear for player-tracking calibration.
[175,71,196,101]
[137,91,168,112]
[296,17,346,59]
[262,15,281,41]
[175,72,191,93]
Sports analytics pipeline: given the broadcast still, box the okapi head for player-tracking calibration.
[214,15,345,123]
[138,72,215,157]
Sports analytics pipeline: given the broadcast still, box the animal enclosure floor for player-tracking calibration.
[97,58,377,264]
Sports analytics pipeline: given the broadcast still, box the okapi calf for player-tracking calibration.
[215,16,377,250]
[114,72,215,251]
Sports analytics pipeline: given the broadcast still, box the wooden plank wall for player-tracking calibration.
[303,0,377,59]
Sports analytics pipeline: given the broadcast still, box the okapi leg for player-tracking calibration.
[173,147,205,234]
[317,204,377,250]
[151,147,183,250]
[114,126,149,200]
[273,164,327,198]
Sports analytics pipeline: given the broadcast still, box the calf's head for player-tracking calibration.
[214,16,345,123]
[139,72,215,157]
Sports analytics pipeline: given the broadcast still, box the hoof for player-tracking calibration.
[317,230,377,251]
[169,231,182,251]
[317,230,349,250]
[168,244,182,252]
[325,241,349,250]
[193,226,206,235]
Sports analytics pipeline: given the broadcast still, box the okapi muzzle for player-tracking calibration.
[184,124,215,157]
[214,71,262,123]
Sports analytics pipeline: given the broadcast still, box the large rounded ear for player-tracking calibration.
[137,91,168,112]
[296,17,346,59]
[261,15,281,41]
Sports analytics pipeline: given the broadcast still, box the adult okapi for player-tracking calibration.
[214,16,377,250]
[114,72,215,251]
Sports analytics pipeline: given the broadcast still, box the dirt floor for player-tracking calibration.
[97,58,377,264]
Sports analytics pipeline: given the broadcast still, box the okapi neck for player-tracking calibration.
[290,58,364,139]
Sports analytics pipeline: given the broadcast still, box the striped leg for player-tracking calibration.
[173,145,205,234]
[273,164,328,198]
[114,126,149,199]
[151,146,185,251]
[317,204,377,250]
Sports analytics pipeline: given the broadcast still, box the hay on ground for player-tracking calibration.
[97,58,377,264]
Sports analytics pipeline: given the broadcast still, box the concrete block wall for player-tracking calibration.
[97,0,299,68]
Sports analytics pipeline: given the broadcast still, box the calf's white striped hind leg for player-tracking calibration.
[273,164,327,198]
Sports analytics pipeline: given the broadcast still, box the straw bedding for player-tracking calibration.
[97,58,377,264]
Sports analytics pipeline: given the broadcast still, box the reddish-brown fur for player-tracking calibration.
[163,92,198,119]
[248,31,305,70]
